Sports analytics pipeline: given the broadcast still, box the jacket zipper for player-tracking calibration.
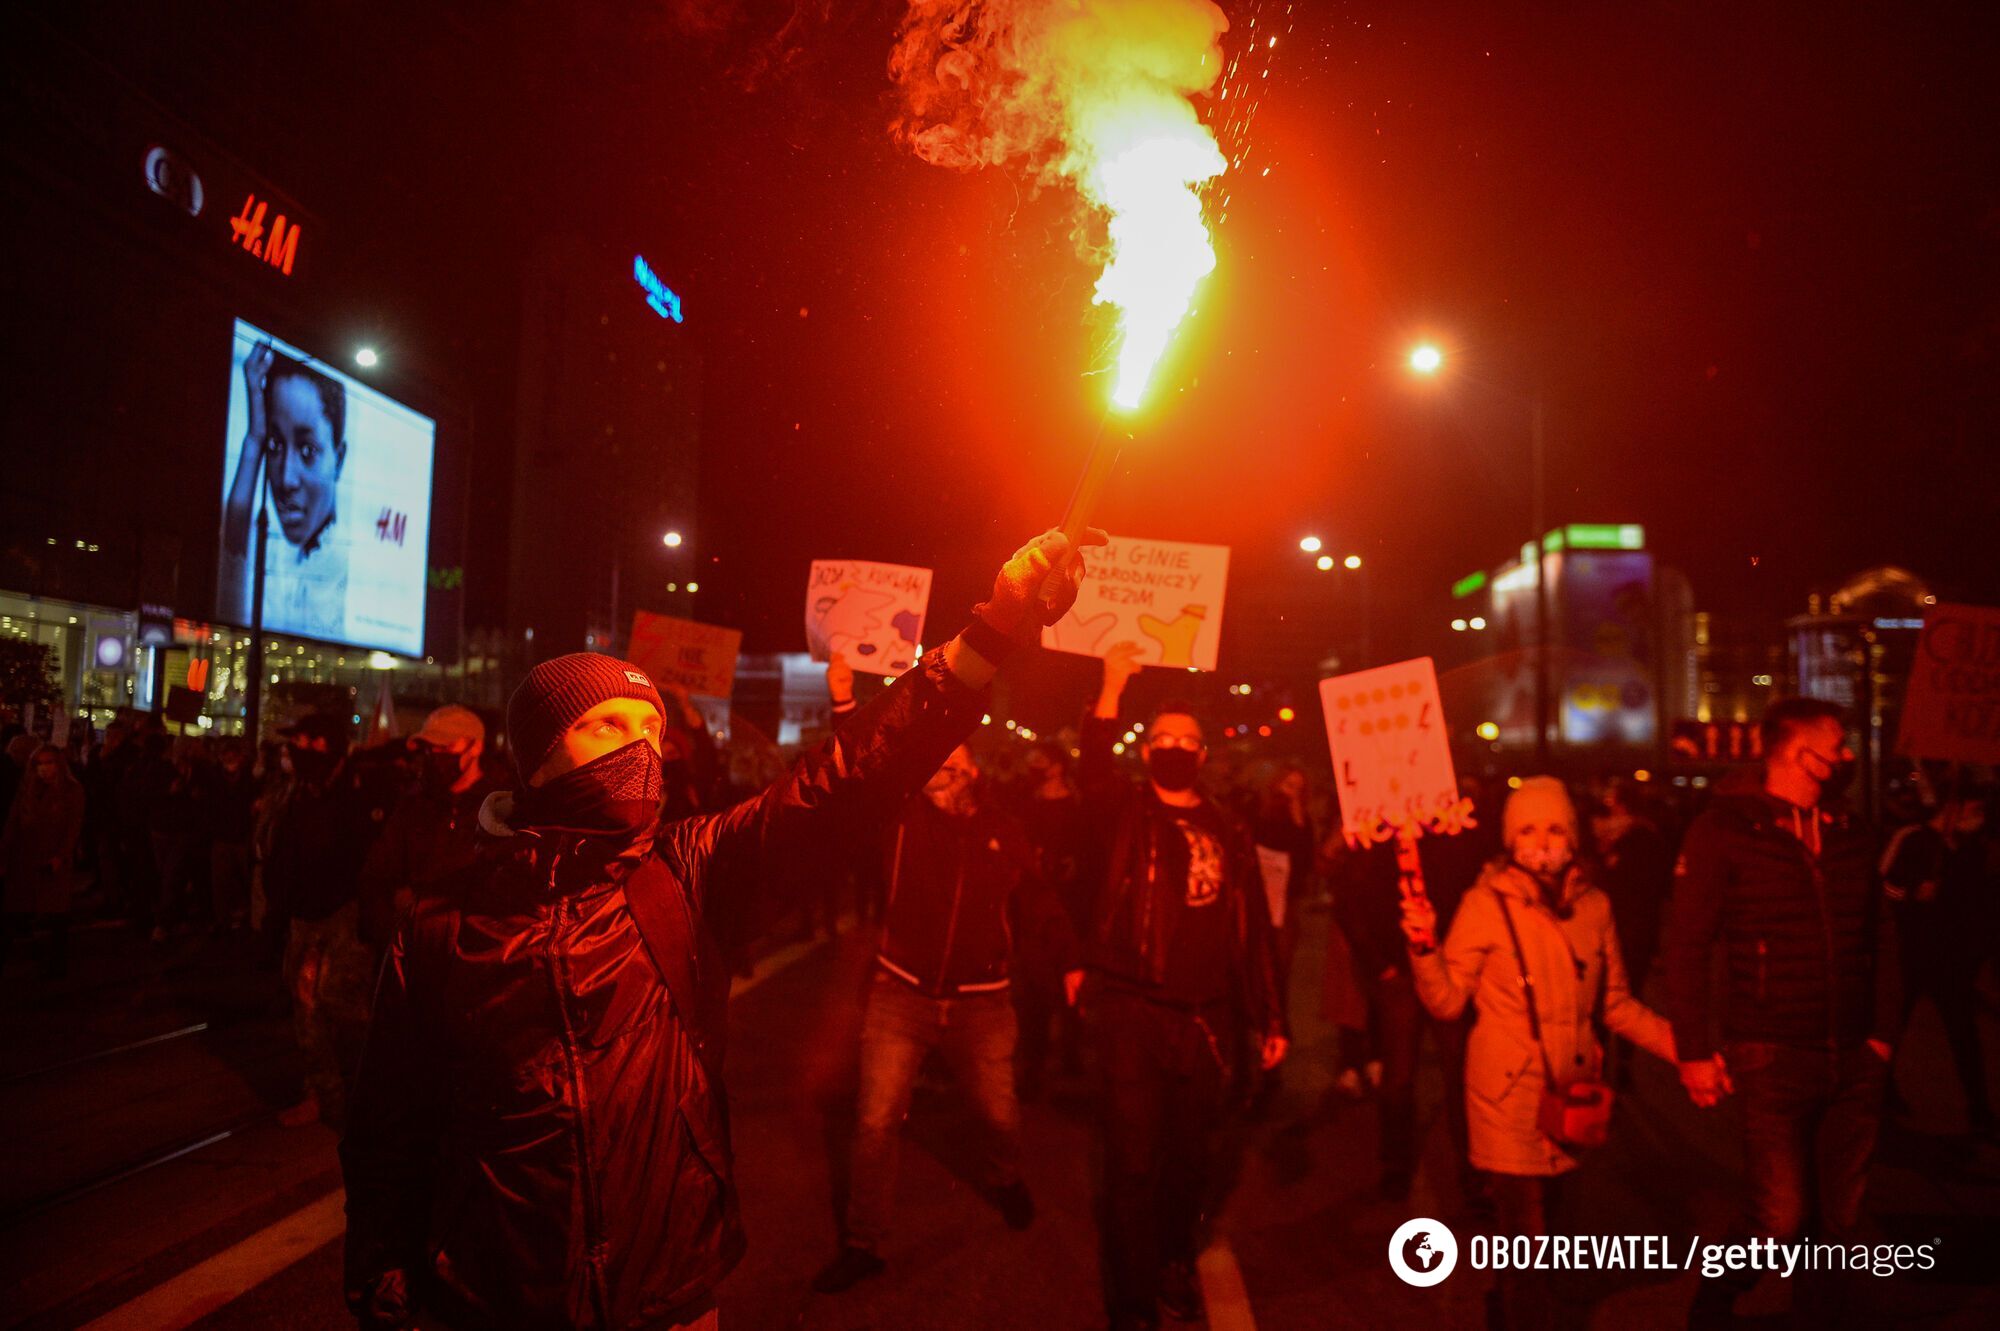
[1806,856,1838,1047]
[936,858,967,996]
[542,843,610,1314]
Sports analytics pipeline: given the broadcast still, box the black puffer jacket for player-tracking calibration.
[1662,785,1900,1061]
[340,652,984,1329]
[1075,718,1286,1042]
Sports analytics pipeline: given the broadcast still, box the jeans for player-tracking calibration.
[844,971,1021,1253]
[1700,1040,1889,1310]
[1093,986,1235,1325]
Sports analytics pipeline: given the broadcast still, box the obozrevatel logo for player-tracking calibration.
[1388,1217,1459,1287]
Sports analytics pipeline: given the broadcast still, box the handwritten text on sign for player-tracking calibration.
[627,611,742,700]
[1041,535,1230,672]
[1320,657,1468,846]
[1897,603,2000,765]
[805,560,932,675]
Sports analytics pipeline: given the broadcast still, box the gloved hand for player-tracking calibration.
[975,527,1109,636]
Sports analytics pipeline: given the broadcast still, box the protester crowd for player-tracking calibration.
[1,573,1995,1331]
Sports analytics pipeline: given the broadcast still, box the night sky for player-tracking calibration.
[51,1,1998,658]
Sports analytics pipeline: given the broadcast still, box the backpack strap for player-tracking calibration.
[622,856,727,1088]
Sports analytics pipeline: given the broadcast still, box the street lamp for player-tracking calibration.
[355,347,380,369]
[1344,554,1362,570]
[1299,535,1323,553]
[1407,341,1552,763]
[1315,554,1335,571]
[662,530,684,548]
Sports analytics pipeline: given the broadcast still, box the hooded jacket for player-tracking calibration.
[1411,860,1674,1176]
[1661,783,1899,1061]
[340,650,984,1329]
[1075,717,1285,1043]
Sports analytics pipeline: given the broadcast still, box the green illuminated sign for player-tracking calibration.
[1551,523,1645,551]
[1451,570,1488,599]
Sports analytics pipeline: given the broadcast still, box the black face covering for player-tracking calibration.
[1146,747,1202,793]
[514,739,663,839]
[1802,747,1856,798]
[288,745,337,785]
[420,750,464,794]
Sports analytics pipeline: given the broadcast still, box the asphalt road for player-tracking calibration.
[7,910,1999,1330]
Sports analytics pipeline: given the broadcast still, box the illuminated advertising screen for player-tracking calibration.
[215,320,434,656]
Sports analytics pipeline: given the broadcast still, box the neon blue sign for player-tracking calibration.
[634,255,683,323]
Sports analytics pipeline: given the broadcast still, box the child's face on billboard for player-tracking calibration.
[265,376,341,546]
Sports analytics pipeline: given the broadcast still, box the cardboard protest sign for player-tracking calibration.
[1897,603,2000,764]
[1319,657,1468,847]
[1041,535,1230,672]
[628,610,743,700]
[805,560,932,676]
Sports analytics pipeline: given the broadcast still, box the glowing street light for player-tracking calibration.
[1408,343,1443,375]
[1476,721,1500,741]
[1299,535,1323,553]
[355,347,380,369]
[1451,618,1468,632]
[1315,554,1335,571]
[662,531,684,548]
[1469,615,1487,630]
[1344,554,1363,570]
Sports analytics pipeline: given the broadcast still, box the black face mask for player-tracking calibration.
[1146,747,1202,793]
[288,746,337,784]
[420,750,464,794]
[514,740,663,839]
[1802,747,1856,798]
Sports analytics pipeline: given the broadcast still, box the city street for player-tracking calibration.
[6,910,1996,1331]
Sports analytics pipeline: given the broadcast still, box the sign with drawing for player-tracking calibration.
[805,559,933,676]
[1041,534,1229,672]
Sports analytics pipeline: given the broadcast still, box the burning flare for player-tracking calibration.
[890,1,1229,410]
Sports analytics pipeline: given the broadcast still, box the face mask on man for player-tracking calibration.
[513,739,663,839]
[1146,747,1202,793]
[1799,746,1855,798]
[420,748,465,793]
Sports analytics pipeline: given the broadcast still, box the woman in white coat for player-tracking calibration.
[1400,778,1677,1330]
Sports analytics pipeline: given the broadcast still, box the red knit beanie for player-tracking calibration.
[507,653,666,781]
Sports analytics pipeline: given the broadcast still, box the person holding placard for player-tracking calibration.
[1078,642,1287,1331]
[1400,777,1677,1331]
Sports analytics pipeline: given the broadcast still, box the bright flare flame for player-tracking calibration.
[1087,132,1224,409]
[1409,343,1444,374]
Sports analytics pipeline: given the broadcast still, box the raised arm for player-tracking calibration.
[660,528,1105,917]
[1406,885,1499,1021]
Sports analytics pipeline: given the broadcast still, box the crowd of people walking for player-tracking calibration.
[2,575,1993,1330]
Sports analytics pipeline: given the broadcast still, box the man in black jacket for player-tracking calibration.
[357,705,497,948]
[1083,644,1287,1331]
[340,528,1098,1331]
[813,741,1080,1292]
[1664,697,1900,1321]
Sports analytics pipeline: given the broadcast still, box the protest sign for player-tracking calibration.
[1898,603,2000,765]
[805,559,932,676]
[1041,534,1229,671]
[628,610,743,700]
[1319,657,1468,847]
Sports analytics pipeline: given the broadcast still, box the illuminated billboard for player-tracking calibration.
[214,320,434,656]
